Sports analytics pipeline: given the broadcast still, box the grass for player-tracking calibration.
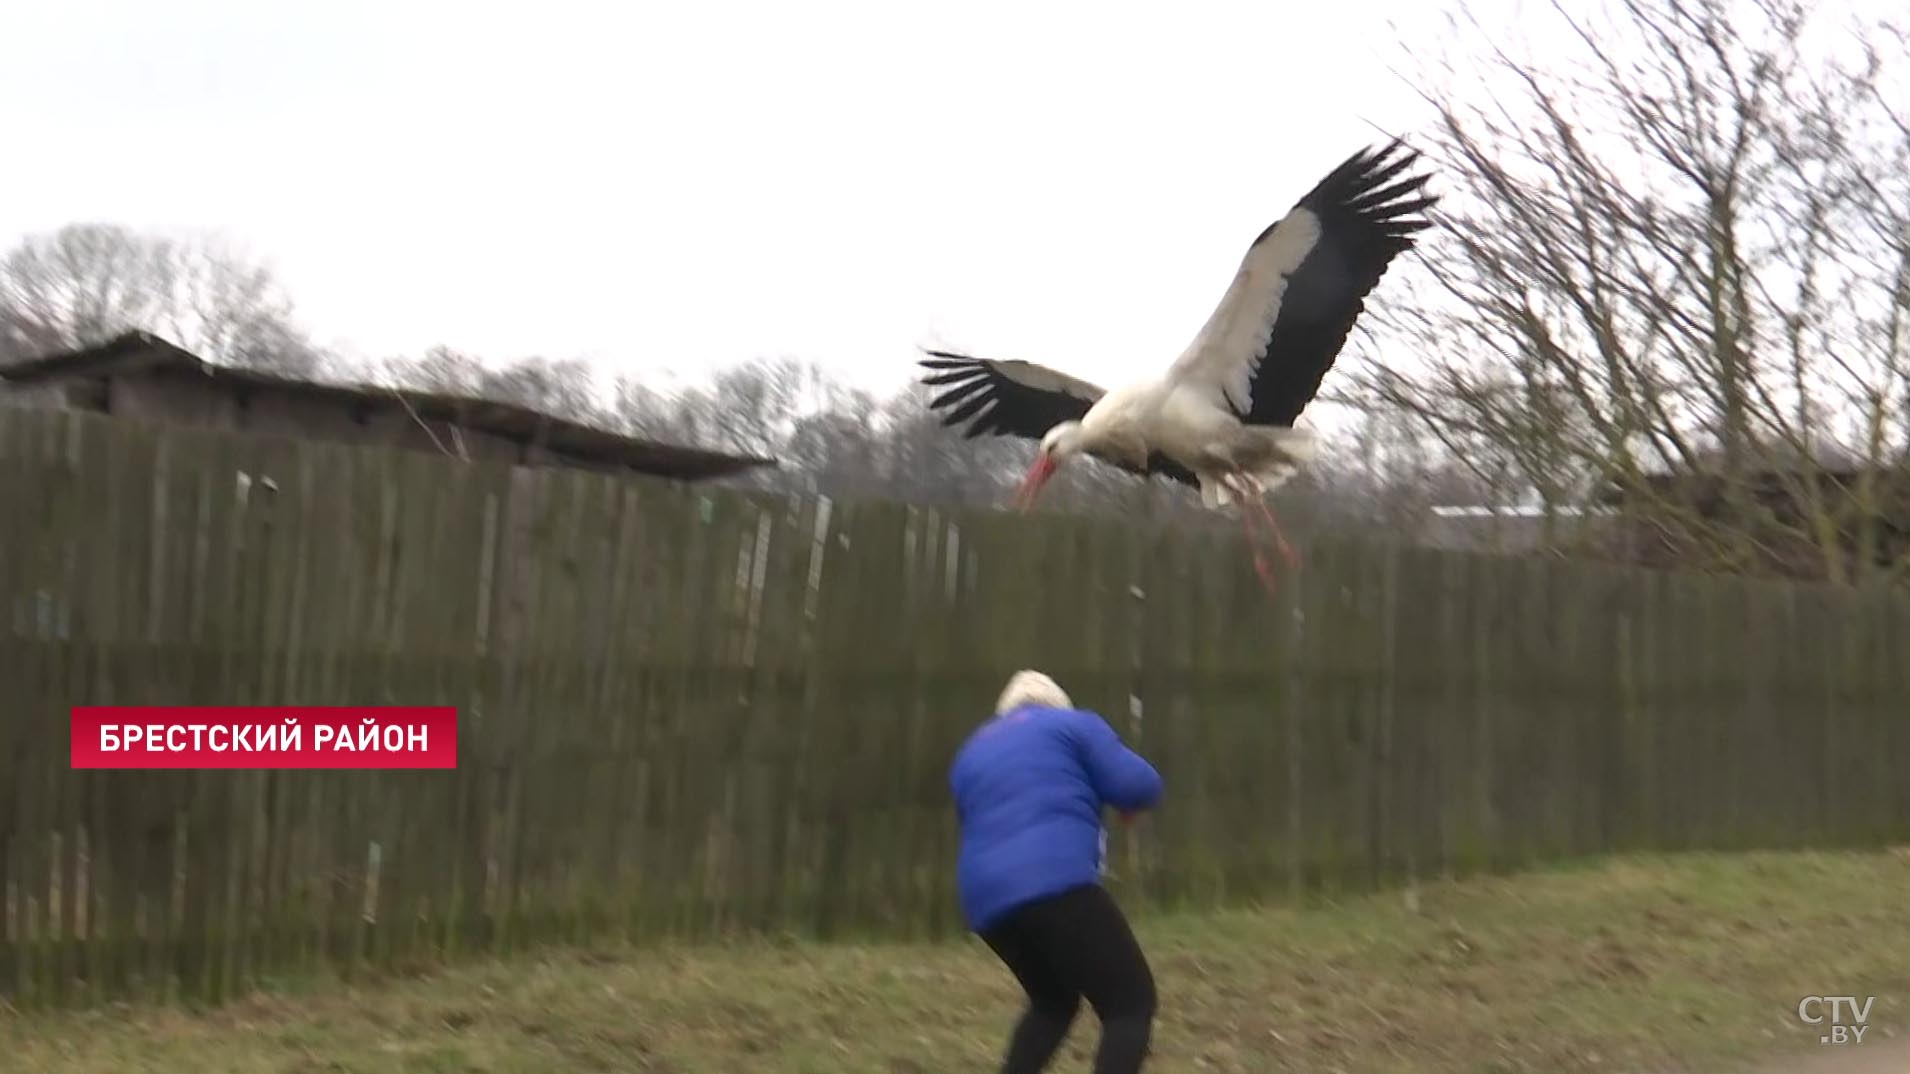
[5,849,1908,1073]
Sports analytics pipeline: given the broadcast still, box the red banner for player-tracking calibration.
[69,706,458,769]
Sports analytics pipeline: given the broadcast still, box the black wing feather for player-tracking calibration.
[1097,450,1200,488]
[916,351,1196,488]
[915,351,1104,442]
[1137,451,1200,487]
[1240,140,1437,426]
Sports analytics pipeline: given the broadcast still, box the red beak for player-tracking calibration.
[1013,454,1058,511]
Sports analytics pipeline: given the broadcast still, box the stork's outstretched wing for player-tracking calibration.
[916,351,1106,441]
[916,351,1196,486]
[1166,140,1436,427]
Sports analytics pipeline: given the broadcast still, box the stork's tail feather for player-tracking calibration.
[1201,475,1239,509]
[1200,467,1296,508]
[1267,425,1320,466]
[1199,427,1318,508]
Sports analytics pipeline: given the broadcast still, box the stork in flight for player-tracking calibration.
[916,140,1436,589]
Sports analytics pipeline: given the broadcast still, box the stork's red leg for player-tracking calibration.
[1248,531,1281,594]
[1240,502,1280,594]
[1253,496,1301,569]
[1228,471,1283,596]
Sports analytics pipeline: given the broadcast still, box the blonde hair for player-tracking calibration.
[995,669,1072,714]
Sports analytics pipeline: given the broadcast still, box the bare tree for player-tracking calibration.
[473,355,604,421]
[0,223,323,375]
[1360,0,1910,585]
[376,339,1492,543]
[387,345,489,397]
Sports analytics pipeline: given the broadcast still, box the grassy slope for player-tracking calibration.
[5,849,1907,1073]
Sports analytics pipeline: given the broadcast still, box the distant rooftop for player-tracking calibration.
[0,331,777,482]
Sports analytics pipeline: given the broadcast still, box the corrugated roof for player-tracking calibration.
[0,331,777,482]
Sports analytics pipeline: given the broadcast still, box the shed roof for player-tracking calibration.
[0,331,776,482]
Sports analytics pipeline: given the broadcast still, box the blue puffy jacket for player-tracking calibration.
[948,703,1164,931]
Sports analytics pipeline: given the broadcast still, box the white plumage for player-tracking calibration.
[919,140,1437,531]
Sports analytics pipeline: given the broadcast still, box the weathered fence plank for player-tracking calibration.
[2,406,1908,1010]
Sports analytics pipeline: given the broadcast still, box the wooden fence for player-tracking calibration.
[1,407,1907,1009]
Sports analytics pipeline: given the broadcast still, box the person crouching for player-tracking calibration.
[948,670,1164,1074]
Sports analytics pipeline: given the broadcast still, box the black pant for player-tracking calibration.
[978,883,1157,1074]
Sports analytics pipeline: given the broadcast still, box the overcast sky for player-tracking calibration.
[6,0,1532,399]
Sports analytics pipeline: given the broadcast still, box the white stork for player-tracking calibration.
[916,140,1436,588]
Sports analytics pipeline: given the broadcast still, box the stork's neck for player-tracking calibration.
[1076,417,1149,470]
